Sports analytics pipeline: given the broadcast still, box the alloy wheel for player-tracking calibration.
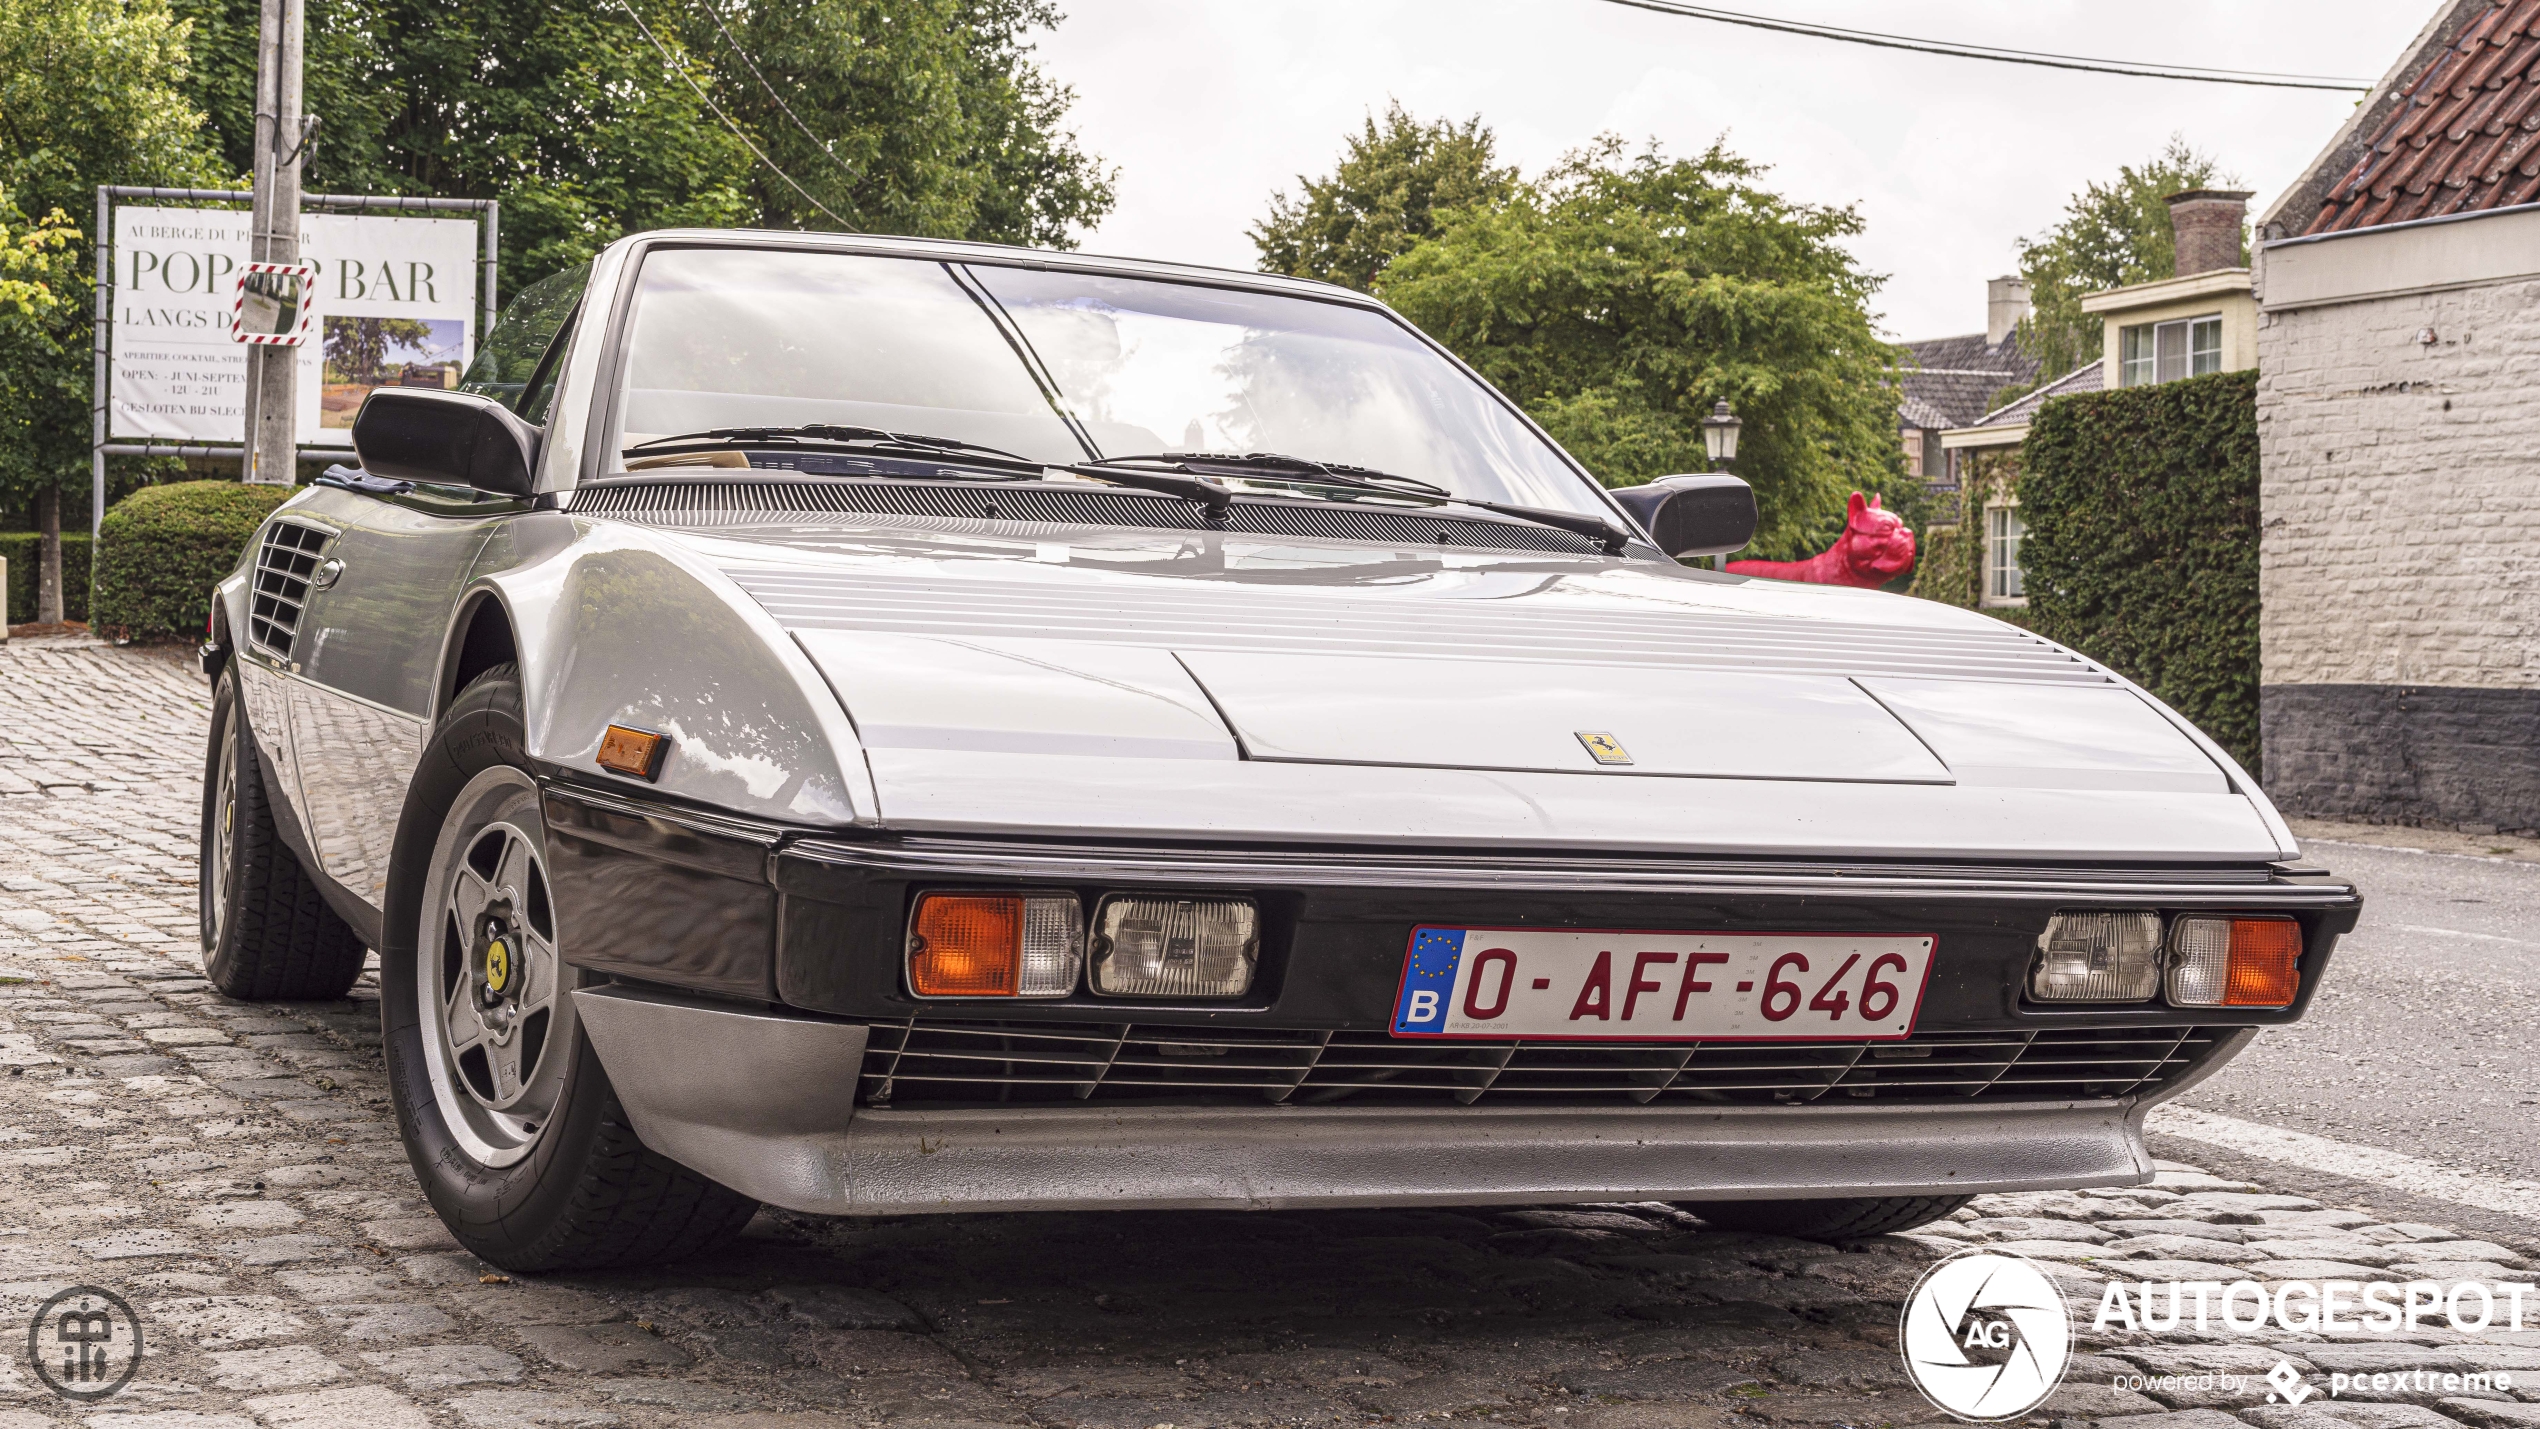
[416,768,575,1167]
[207,729,237,950]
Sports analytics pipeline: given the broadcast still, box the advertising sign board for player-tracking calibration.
[109,205,480,448]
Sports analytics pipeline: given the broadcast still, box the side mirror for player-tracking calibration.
[350,388,539,497]
[1607,473,1757,558]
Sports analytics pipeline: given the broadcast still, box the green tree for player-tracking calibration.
[1374,137,1908,560]
[2015,137,2234,380]
[170,0,1116,288]
[0,0,226,622]
[1252,101,1517,293]
[0,203,75,325]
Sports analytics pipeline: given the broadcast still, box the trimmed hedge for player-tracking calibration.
[0,534,92,626]
[91,482,297,641]
[2020,369,2261,777]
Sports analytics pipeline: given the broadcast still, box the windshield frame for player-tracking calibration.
[577,233,1633,529]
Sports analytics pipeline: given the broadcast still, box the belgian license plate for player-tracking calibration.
[1391,927,1936,1041]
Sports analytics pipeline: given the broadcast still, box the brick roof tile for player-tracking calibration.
[2449,77,2515,138]
[2459,125,2519,183]
[2310,1,2540,232]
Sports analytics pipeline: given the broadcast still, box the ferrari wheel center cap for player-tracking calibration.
[473,905,521,1021]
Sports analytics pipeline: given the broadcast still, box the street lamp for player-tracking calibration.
[1701,398,1742,470]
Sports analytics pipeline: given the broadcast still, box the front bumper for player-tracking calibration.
[575,984,2215,1215]
[542,779,2353,1213]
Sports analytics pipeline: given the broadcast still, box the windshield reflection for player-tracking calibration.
[607,248,1608,518]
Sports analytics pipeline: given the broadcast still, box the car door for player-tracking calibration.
[284,484,504,912]
[285,262,592,915]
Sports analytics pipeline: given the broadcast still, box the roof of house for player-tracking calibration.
[1961,359,2107,434]
[2306,0,2540,234]
[1896,331,2040,431]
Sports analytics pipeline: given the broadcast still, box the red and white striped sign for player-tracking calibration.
[230,262,316,346]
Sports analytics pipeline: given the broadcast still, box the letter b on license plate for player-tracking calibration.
[1391,927,1935,1041]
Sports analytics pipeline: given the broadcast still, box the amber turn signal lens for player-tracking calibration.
[2221,918,2303,1007]
[596,725,667,780]
[905,893,1084,999]
[2166,915,2302,1008]
[909,894,1022,996]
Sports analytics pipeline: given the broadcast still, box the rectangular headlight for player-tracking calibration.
[2168,916,2301,1008]
[1089,896,1258,999]
[906,892,1082,998]
[2030,912,2161,1002]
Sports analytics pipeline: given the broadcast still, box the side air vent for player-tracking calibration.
[248,521,330,660]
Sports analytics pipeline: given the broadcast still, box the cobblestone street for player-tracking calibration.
[1,638,2536,1429]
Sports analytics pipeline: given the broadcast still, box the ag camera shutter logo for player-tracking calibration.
[1899,1250,2072,1421]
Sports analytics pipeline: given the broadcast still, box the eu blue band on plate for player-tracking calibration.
[1394,928,1468,1034]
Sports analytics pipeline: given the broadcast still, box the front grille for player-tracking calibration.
[858,1019,2225,1108]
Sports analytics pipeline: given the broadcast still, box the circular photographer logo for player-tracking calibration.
[26,1285,143,1402]
[1899,1251,2071,1422]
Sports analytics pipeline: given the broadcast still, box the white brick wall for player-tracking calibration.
[2256,273,2540,689]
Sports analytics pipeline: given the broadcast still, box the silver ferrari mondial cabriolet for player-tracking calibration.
[198,229,2360,1271]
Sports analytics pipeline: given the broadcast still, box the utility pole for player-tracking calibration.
[241,0,305,486]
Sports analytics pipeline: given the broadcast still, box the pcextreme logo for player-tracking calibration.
[1899,1250,2073,1422]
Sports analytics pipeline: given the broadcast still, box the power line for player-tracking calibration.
[1590,0,2377,92]
[692,0,867,194]
[612,0,859,231]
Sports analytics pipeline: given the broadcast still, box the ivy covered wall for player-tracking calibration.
[1907,448,2023,621]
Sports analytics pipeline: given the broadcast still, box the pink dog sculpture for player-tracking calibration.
[1726,492,1915,588]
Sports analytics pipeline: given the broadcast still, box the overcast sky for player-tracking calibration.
[1034,0,2435,341]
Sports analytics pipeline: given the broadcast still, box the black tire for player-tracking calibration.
[380,663,758,1272]
[200,668,368,1000]
[1685,1194,1975,1239]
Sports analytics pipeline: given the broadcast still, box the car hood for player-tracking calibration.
[645,517,2288,861]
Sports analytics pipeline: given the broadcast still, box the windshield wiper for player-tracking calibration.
[623,425,1046,476]
[1087,452,1631,553]
[1447,498,1634,555]
[1093,451,1452,500]
[1053,457,1234,516]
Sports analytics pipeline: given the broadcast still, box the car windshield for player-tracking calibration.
[605,247,1608,516]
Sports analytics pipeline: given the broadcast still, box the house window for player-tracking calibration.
[2120,315,2223,386]
[1986,504,2026,604]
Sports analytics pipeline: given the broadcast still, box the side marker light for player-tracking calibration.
[596,725,668,781]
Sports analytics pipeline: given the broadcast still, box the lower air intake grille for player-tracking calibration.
[858,1020,2226,1108]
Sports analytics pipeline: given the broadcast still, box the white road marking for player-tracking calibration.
[2392,923,2534,947]
[2302,836,2540,869]
[2148,1104,2540,1222]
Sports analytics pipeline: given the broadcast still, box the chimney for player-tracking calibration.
[1986,276,2030,347]
[2167,189,2253,277]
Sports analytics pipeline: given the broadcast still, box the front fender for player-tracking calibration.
[462,514,876,827]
